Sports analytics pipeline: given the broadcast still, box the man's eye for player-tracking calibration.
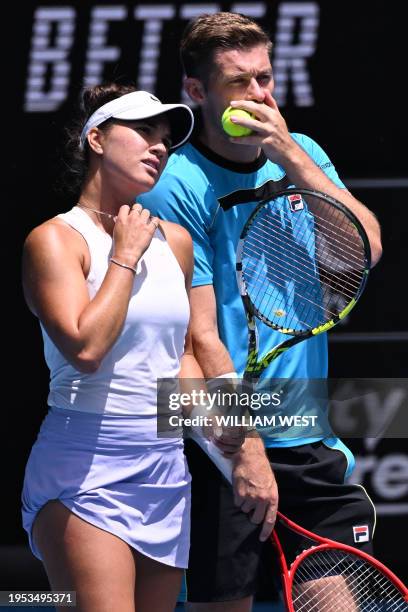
[163,138,172,150]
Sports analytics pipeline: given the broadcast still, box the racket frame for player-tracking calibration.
[272,511,408,612]
[188,436,408,610]
[236,188,372,380]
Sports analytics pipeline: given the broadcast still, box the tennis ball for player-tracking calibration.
[221,107,253,137]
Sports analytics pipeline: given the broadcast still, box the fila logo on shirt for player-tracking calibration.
[287,193,304,212]
[353,525,370,543]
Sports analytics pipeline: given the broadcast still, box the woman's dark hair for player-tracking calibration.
[58,83,136,195]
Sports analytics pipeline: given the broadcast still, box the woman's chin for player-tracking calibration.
[131,173,157,194]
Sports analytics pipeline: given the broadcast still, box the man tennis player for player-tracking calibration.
[140,12,382,611]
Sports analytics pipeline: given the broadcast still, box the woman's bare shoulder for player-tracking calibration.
[24,216,87,256]
[160,220,192,249]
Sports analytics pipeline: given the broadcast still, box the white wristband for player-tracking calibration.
[215,371,238,379]
[206,372,239,392]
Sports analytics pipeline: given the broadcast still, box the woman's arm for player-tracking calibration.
[22,206,157,372]
[163,221,245,458]
[161,220,204,385]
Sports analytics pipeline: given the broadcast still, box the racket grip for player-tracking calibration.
[189,431,233,484]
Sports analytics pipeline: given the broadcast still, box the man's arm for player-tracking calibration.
[189,283,233,376]
[228,91,382,266]
[190,284,279,541]
[275,145,383,267]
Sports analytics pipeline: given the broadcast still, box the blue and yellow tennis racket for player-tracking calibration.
[236,188,371,381]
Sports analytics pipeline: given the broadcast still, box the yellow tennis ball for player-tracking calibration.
[221,107,253,137]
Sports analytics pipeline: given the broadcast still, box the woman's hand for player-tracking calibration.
[112,203,160,266]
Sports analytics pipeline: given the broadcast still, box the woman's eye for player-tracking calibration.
[134,124,171,149]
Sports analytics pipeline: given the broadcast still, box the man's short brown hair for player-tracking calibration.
[180,12,272,83]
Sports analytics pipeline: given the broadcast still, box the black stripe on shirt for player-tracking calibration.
[218,176,291,211]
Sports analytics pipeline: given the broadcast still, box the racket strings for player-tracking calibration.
[244,254,345,332]
[294,553,374,609]
[243,260,339,323]
[248,212,366,287]
[298,569,405,612]
[257,209,367,272]
[243,211,366,311]
[303,551,405,612]
[241,201,367,331]
[260,204,366,268]
[291,549,407,611]
[244,229,362,309]
[248,219,363,286]
[243,249,359,329]
[243,241,361,330]
[310,209,365,259]
[244,231,362,298]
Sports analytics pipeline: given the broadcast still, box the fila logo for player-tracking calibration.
[288,193,304,212]
[353,525,370,543]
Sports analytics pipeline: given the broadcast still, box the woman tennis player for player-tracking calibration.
[21,83,215,612]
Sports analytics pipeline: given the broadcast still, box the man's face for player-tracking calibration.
[203,44,274,133]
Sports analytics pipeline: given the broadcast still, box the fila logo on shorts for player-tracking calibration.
[287,193,304,212]
[353,525,370,543]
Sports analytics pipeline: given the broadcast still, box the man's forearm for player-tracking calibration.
[281,143,382,265]
[233,432,266,463]
[192,329,236,378]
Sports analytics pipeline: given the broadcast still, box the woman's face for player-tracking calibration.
[98,117,172,195]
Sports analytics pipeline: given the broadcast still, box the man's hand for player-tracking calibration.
[232,436,278,541]
[227,91,296,165]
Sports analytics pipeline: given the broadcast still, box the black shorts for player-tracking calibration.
[184,439,376,603]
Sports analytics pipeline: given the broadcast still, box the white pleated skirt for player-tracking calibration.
[22,406,191,568]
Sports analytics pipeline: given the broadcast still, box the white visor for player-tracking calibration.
[79,90,194,150]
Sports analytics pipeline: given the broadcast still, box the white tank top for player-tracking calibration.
[41,206,189,420]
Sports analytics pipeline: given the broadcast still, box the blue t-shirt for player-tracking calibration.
[140,133,345,446]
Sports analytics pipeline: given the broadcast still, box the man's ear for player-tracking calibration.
[184,77,206,104]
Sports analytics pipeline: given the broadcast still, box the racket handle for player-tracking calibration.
[189,431,233,484]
